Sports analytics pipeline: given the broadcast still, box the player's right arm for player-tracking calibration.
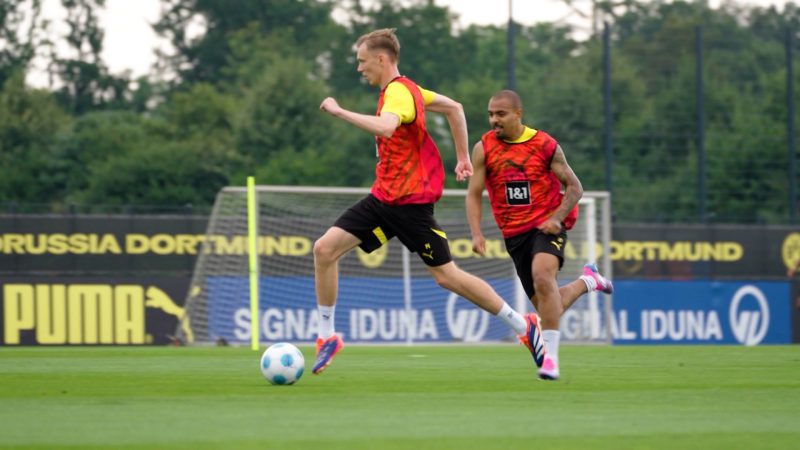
[466,141,487,255]
[539,144,583,235]
[319,97,399,138]
[425,93,472,181]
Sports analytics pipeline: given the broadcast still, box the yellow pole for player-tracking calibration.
[247,177,259,351]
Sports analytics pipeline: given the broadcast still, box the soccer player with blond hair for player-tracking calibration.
[313,29,545,374]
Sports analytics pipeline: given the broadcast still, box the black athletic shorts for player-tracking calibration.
[333,194,452,267]
[505,227,568,299]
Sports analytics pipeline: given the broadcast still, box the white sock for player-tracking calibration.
[317,305,335,339]
[496,302,527,335]
[580,274,596,292]
[542,329,560,365]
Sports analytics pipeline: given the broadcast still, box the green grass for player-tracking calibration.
[1,345,799,449]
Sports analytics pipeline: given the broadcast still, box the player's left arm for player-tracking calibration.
[425,93,471,181]
[320,97,399,138]
[540,145,584,234]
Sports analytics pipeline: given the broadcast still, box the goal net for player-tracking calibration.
[177,186,612,346]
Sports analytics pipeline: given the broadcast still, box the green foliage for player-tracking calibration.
[220,28,374,186]
[49,111,150,193]
[154,0,339,86]
[49,0,133,115]
[602,0,800,222]
[230,40,330,163]
[705,75,788,223]
[160,83,237,142]
[0,73,70,204]
[0,0,46,87]
[0,0,798,223]
[352,0,462,91]
[71,139,229,207]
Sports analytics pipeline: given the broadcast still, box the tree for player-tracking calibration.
[592,0,800,223]
[224,28,374,186]
[0,73,70,205]
[153,0,341,86]
[49,110,162,200]
[0,0,47,86]
[72,139,230,208]
[58,87,241,207]
[1,0,796,224]
[49,0,130,114]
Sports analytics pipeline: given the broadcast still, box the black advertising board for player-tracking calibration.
[0,276,188,345]
[2,214,799,280]
[0,214,207,274]
[2,214,799,344]
[612,224,800,280]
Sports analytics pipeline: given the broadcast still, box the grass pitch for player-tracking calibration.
[1,345,798,449]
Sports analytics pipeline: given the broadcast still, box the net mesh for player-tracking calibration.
[178,187,612,345]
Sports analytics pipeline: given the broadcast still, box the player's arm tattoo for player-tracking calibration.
[549,145,583,222]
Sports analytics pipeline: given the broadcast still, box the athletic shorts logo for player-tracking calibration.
[504,181,530,206]
[729,285,769,346]
[421,243,434,260]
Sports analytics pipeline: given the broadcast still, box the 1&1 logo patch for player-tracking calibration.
[505,181,530,205]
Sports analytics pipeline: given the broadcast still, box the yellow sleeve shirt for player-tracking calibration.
[380,81,436,125]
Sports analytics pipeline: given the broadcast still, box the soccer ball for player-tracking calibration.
[260,343,305,385]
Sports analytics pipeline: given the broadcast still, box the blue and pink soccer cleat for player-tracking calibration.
[312,334,343,374]
[582,263,614,294]
[517,313,546,368]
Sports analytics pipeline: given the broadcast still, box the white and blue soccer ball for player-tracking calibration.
[260,343,305,385]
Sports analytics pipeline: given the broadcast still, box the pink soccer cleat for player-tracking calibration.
[582,263,614,294]
[538,355,560,381]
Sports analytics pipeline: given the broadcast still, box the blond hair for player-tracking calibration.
[356,28,400,61]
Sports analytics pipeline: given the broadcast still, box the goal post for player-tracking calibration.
[177,185,613,347]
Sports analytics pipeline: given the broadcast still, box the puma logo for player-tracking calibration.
[550,238,564,251]
[146,286,193,343]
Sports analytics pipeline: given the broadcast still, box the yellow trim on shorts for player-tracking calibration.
[430,228,447,239]
[372,227,387,244]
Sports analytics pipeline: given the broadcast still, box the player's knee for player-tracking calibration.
[430,272,449,290]
[429,267,456,291]
[436,277,457,292]
[313,238,336,265]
